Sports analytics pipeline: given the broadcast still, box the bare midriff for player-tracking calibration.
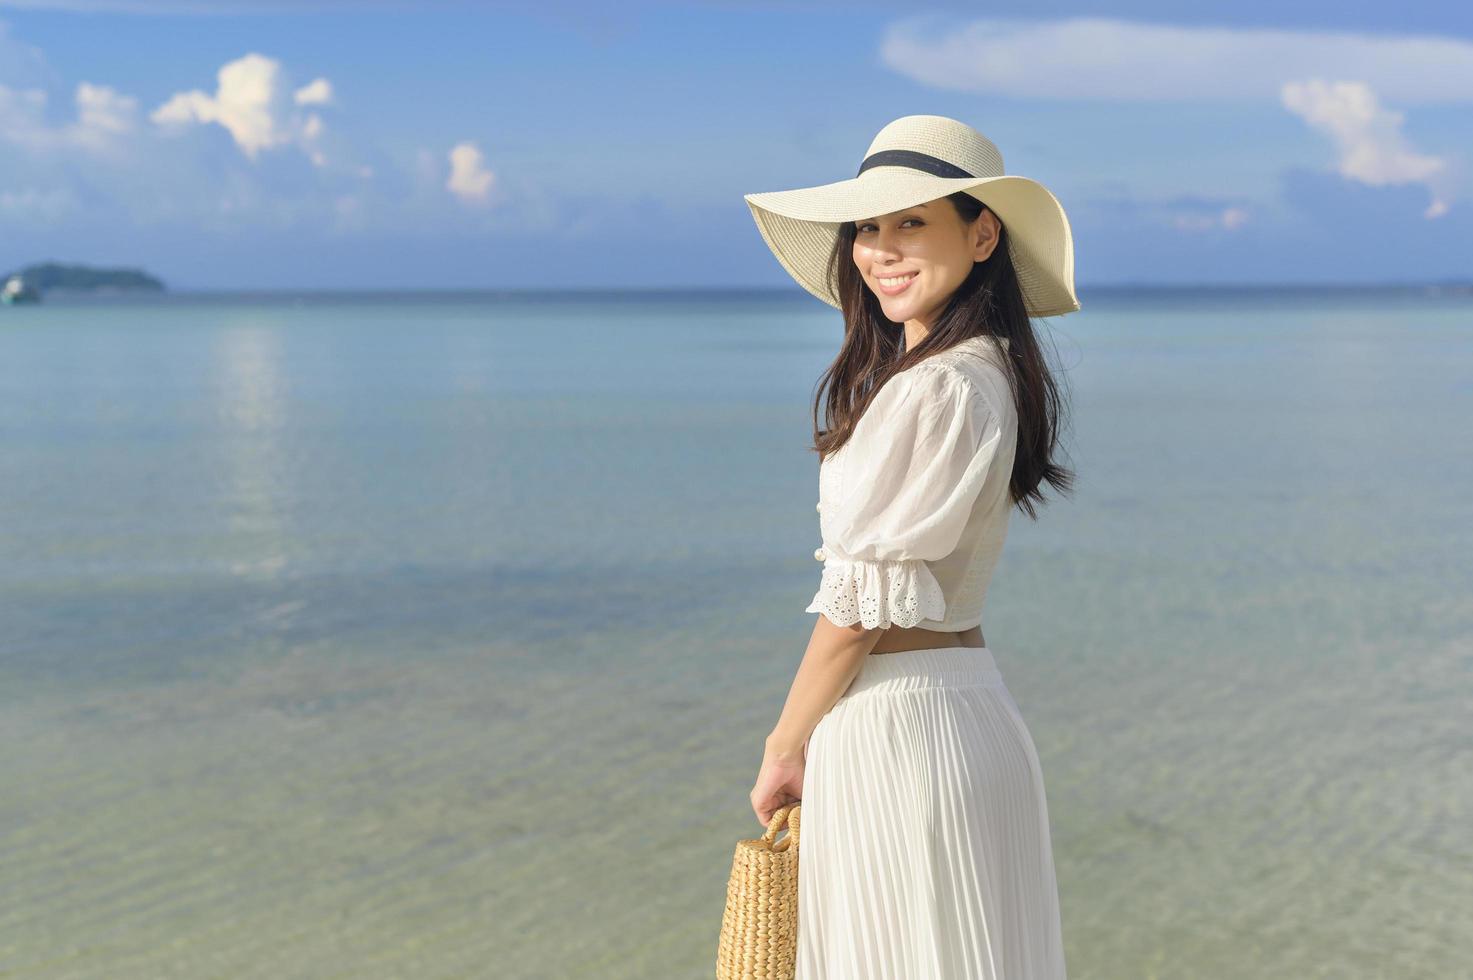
[870,623,985,655]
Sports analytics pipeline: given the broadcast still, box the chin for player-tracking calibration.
[880,296,921,319]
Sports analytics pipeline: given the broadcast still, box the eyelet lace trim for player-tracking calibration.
[804,557,947,630]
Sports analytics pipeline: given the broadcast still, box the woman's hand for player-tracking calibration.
[750,742,806,826]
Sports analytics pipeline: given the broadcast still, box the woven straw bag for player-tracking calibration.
[715,803,801,979]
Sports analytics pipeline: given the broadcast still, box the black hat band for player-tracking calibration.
[856,149,977,180]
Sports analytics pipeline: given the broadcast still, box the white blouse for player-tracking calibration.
[807,333,1018,632]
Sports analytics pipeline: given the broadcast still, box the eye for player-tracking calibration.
[855,218,922,233]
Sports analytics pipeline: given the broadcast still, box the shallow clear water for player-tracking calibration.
[2,287,1469,978]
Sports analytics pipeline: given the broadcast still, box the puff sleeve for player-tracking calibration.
[807,363,1002,630]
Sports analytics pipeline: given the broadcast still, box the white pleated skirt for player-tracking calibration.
[796,646,1067,980]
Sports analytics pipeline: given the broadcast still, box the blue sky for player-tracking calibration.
[1,0,1470,290]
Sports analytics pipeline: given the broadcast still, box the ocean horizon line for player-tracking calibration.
[6,280,1469,313]
[129,277,1473,293]
[18,278,1473,298]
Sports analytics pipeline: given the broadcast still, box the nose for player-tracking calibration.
[865,229,902,262]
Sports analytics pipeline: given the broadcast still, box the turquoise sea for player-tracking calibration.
[2,286,1470,978]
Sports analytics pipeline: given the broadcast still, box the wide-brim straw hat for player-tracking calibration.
[744,114,1080,318]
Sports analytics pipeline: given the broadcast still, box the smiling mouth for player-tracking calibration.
[876,272,918,295]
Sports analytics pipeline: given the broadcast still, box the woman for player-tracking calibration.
[743,115,1079,979]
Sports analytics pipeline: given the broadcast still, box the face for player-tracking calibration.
[851,198,1001,330]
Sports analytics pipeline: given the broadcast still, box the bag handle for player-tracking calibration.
[761,802,801,852]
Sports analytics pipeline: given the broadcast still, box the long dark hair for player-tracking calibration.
[812,190,1074,519]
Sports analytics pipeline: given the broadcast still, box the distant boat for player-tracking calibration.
[2,274,42,305]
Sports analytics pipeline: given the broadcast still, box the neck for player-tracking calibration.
[903,321,930,352]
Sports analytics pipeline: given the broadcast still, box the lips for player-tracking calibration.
[875,271,917,296]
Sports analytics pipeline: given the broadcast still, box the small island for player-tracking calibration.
[2,261,167,305]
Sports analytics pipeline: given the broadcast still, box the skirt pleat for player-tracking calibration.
[796,646,1067,980]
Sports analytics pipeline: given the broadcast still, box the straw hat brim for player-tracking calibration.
[745,170,1079,318]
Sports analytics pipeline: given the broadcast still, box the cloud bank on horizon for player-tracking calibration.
[0,9,1468,288]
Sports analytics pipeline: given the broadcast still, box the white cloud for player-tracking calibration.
[1281,79,1453,219]
[74,81,137,138]
[0,80,137,152]
[1080,191,1254,235]
[150,52,332,162]
[880,16,1473,104]
[446,140,494,205]
[1172,207,1250,232]
[294,77,333,106]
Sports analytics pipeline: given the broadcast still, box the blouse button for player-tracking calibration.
[813,547,827,561]
[815,501,822,513]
